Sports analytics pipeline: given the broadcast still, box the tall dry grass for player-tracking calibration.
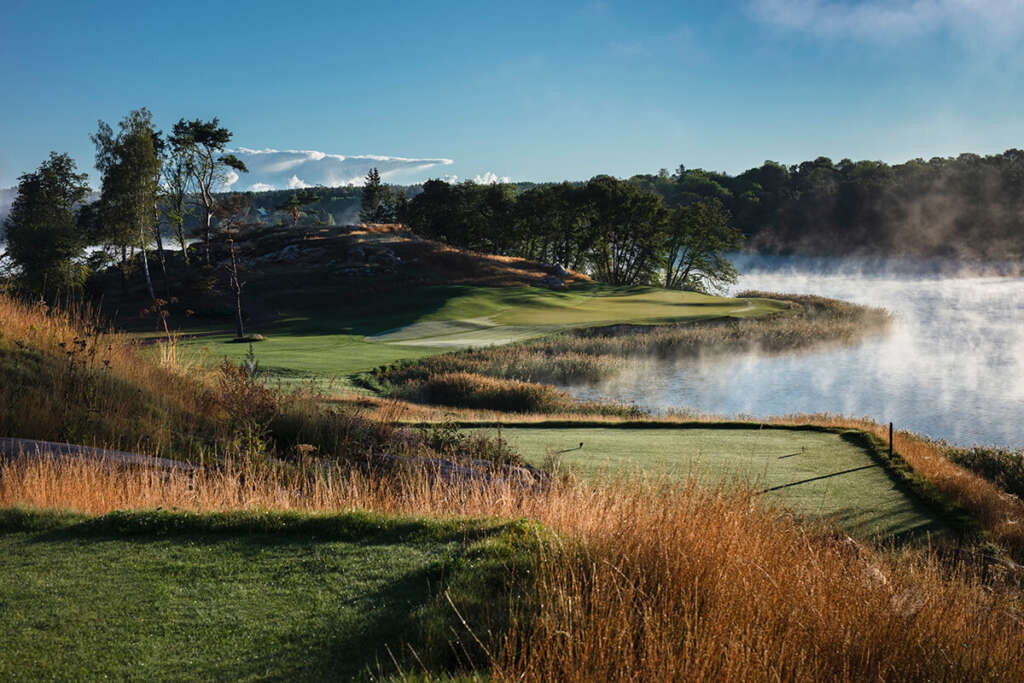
[0,294,221,455]
[1,454,1021,681]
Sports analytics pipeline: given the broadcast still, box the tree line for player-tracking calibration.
[631,151,1024,260]
[401,176,742,291]
[3,108,249,298]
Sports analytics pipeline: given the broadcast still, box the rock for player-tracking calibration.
[347,246,366,262]
[540,275,567,290]
[553,264,572,278]
[278,244,301,261]
[372,249,399,266]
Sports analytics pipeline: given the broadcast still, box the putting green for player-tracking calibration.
[163,285,783,389]
[479,425,948,542]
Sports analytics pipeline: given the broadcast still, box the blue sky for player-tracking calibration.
[2,0,1022,189]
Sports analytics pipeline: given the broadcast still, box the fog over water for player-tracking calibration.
[566,254,1024,449]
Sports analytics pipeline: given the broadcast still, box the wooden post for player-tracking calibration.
[889,422,894,459]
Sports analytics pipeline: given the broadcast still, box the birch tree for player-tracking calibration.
[91,108,162,299]
[168,118,248,264]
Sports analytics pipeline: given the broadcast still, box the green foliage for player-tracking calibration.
[585,175,666,285]
[663,198,742,292]
[90,108,163,294]
[404,175,739,287]
[276,188,321,225]
[360,167,394,222]
[632,149,1024,259]
[168,117,247,263]
[945,445,1024,501]
[3,152,91,295]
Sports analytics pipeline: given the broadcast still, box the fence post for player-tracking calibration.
[889,422,894,459]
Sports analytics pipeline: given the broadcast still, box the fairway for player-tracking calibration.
[480,425,948,542]
[166,284,783,388]
[0,510,515,681]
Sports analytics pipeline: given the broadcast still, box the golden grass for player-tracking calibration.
[1,454,1021,681]
[4,291,1024,678]
[0,295,222,454]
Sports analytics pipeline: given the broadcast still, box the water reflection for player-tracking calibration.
[567,256,1024,448]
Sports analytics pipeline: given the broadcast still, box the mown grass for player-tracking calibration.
[1,458,1021,681]
[482,425,948,542]
[0,508,534,681]
[154,283,782,391]
[6,289,1024,679]
[362,293,890,413]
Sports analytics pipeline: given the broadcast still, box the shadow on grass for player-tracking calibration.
[0,508,517,680]
[4,508,501,549]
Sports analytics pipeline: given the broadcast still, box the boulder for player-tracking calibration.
[540,275,567,290]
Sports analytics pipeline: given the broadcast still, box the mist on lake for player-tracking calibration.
[566,254,1024,449]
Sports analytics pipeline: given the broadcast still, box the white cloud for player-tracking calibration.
[218,148,454,191]
[749,0,1024,42]
[473,171,511,184]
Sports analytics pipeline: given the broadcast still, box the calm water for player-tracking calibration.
[567,255,1024,449]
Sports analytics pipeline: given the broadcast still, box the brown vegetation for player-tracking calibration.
[3,289,1024,679]
[1,454,1021,681]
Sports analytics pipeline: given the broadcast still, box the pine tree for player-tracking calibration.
[359,168,393,222]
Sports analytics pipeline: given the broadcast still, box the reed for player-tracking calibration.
[361,292,891,409]
[1,455,1020,681]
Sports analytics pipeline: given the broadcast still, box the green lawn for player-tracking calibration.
[159,284,783,390]
[0,509,529,681]
[477,424,948,543]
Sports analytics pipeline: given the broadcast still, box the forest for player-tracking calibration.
[632,150,1024,260]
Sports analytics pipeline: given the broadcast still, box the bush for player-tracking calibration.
[945,445,1024,500]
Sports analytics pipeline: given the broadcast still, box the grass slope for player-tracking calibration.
[480,424,949,542]
[0,509,529,681]
[167,284,781,389]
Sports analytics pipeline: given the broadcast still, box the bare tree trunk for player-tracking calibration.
[153,219,169,296]
[139,223,155,301]
[228,239,245,339]
[204,204,213,265]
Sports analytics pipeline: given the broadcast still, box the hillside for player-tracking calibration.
[99,223,591,328]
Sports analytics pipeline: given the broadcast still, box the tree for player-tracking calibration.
[216,192,252,230]
[662,199,742,292]
[160,138,193,266]
[3,152,90,295]
[91,108,163,298]
[359,168,393,222]
[276,189,321,226]
[225,238,246,339]
[168,118,248,264]
[585,176,666,286]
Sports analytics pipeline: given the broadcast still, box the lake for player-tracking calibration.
[566,254,1024,449]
